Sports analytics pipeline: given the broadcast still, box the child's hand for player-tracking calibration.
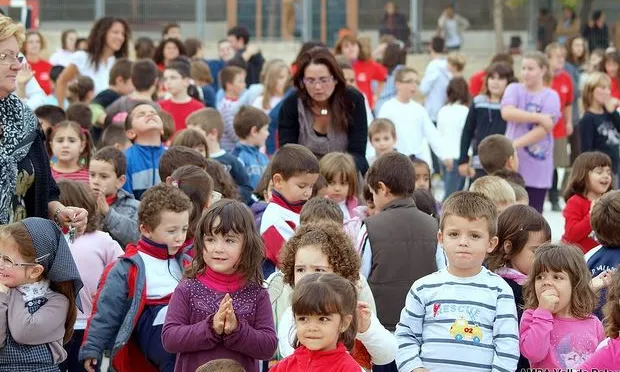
[357,302,372,333]
[213,295,231,335]
[83,358,98,372]
[538,114,555,132]
[95,191,110,216]
[412,368,428,372]
[224,308,238,335]
[0,284,9,294]
[539,288,559,312]
[591,269,613,291]
[604,97,620,113]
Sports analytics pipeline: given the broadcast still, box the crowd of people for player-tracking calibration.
[0,5,619,372]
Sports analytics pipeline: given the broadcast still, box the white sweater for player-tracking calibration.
[436,103,470,160]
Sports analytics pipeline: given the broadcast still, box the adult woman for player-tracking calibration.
[0,15,87,229]
[153,38,187,71]
[21,31,52,95]
[379,2,411,49]
[56,16,130,108]
[555,6,580,44]
[49,29,77,67]
[278,47,369,174]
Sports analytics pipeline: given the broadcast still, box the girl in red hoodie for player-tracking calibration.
[562,151,614,253]
[271,273,361,372]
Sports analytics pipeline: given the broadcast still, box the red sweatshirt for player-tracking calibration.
[270,343,361,372]
[469,70,486,97]
[159,98,204,133]
[551,70,574,139]
[562,194,598,253]
[30,59,52,95]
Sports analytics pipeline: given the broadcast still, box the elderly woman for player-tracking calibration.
[0,15,87,230]
[278,47,369,174]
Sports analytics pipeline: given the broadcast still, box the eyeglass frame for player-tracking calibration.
[0,253,50,270]
[0,52,25,66]
[302,76,335,87]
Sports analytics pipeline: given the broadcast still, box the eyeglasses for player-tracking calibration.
[0,52,25,66]
[0,253,49,270]
[303,76,335,86]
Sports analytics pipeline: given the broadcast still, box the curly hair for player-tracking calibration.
[138,183,192,231]
[603,267,620,338]
[153,38,187,66]
[86,17,130,70]
[279,221,360,287]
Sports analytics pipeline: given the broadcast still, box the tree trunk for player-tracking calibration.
[494,0,505,52]
[579,0,595,28]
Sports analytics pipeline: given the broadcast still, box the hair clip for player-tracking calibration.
[170,180,179,188]
[35,253,51,263]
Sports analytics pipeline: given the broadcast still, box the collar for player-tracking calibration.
[197,267,246,293]
[237,143,260,152]
[134,237,180,260]
[210,149,226,158]
[381,196,416,212]
[271,190,305,214]
[496,267,528,285]
[106,195,118,206]
[292,343,350,366]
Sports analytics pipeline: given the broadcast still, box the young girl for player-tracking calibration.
[409,156,432,192]
[67,76,95,104]
[319,152,360,220]
[520,243,605,369]
[270,273,363,372]
[205,158,239,201]
[578,72,620,178]
[437,76,470,200]
[0,217,82,370]
[161,199,277,372]
[562,151,614,253]
[171,128,210,157]
[600,50,620,99]
[501,51,562,213]
[159,60,205,132]
[56,179,123,372]
[487,204,551,371]
[273,222,396,370]
[253,59,289,114]
[579,269,620,370]
[48,120,92,183]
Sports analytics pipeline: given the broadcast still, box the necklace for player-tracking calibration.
[320,108,328,116]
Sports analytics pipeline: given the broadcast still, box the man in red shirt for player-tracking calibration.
[468,53,514,97]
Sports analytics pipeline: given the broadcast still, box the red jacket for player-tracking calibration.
[562,194,598,253]
[469,70,486,97]
[551,70,574,139]
[352,59,387,109]
[270,343,361,372]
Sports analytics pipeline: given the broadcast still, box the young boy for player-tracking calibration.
[106,59,161,123]
[158,146,208,181]
[159,60,205,133]
[378,67,451,171]
[67,102,93,130]
[299,197,344,226]
[478,134,519,175]
[217,66,247,152]
[368,118,397,165]
[123,103,167,200]
[101,125,132,151]
[34,104,66,133]
[227,25,265,85]
[395,191,519,372]
[90,146,140,248]
[186,108,253,204]
[232,105,270,188]
[80,184,192,372]
[469,175,517,214]
[357,152,438,331]
[260,144,319,277]
[419,36,450,124]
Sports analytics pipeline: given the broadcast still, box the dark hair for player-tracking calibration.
[124,101,159,131]
[413,189,439,221]
[170,165,214,240]
[219,66,245,90]
[60,29,77,50]
[602,268,620,338]
[478,134,514,174]
[600,50,620,80]
[68,76,94,103]
[294,41,327,66]
[101,125,129,149]
[227,25,251,45]
[171,128,209,154]
[493,169,526,187]
[108,58,133,86]
[86,17,130,70]
[487,204,551,272]
[334,35,369,61]
[271,144,320,180]
[446,76,470,105]
[92,146,127,177]
[188,199,264,284]
[292,273,358,351]
[254,163,272,200]
[50,65,65,83]
[362,184,373,204]
[75,37,88,50]
[48,120,93,167]
[523,243,598,319]
[134,36,155,60]
[382,43,407,74]
[299,197,344,226]
[490,52,514,66]
[592,10,603,22]
[138,183,192,231]
[196,359,246,372]
[66,103,92,130]
[483,62,517,96]
[184,38,203,58]
[293,47,351,133]
[366,152,414,197]
[409,156,432,191]
[58,179,100,233]
[205,159,239,200]
[159,146,208,181]
[162,23,180,37]
[591,190,620,247]
[35,105,66,127]
[441,191,498,236]
[431,36,445,53]
[154,38,187,66]
[233,105,269,139]
[564,151,614,201]
[566,36,588,66]
[132,59,159,91]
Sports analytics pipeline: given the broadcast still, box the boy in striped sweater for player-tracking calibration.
[395,191,519,372]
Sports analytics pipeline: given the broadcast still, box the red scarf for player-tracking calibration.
[197,267,245,293]
[106,195,118,206]
[126,237,181,260]
[271,191,305,214]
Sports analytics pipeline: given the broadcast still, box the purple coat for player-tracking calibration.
[161,279,277,372]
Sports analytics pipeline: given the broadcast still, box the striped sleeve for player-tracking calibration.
[395,284,426,372]
[491,284,520,372]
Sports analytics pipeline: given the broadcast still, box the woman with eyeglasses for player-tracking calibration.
[0,15,88,233]
[278,47,369,175]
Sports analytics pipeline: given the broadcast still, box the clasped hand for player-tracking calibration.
[212,293,238,335]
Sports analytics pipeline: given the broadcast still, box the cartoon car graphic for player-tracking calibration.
[450,319,483,343]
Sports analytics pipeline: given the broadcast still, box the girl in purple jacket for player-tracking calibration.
[162,199,277,372]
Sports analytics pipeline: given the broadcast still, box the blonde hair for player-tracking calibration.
[261,59,289,110]
[447,52,466,72]
[469,176,516,209]
[544,42,566,57]
[319,152,359,200]
[22,30,47,54]
[582,72,611,110]
[523,51,552,85]
[368,118,396,139]
[0,15,25,45]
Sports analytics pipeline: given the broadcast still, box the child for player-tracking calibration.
[250,164,273,229]
[579,269,620,370]
[367,118,397,165]
[419,37,450,126]
[270,273,362,372]
[486,204,552,371]
[196,359,246,372]
[186,108,254,204]
[477,134,519,176]
[395,191,519,372]
[159,60,205,133]
[361,184,377,218]
[123,102,167,200]
[101,125,132,150]
[252,59,289,114]
[409,156,432,192]
[57,180,124,371]
[437,76,470,199]
[171,128,209,157]
[469,175,517,214]
[501,51,561,213]
[161,199,278,372]
[67,103,93,131]
[520,243,605,369]
[298,197,361,253]
[48,120,92,183]
[232,106,270,189]
[90,58,135,132]
[205,159,240,201]
[34,104,66,134]
[319,152,360,220]
[80,184,192,372]
[260,144,320,277]
[579,72,620,178]
[158,146,208,182]
[600,50,620,99]
[562,151,614,253]
[90,146,141,248]
[273,221,396,369]
[357,153,438,331]
[67,76,95,105]
[217,66,247,152]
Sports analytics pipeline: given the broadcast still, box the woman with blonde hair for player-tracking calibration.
[21,30,52,95]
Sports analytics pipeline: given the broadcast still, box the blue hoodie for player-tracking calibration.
[123,144,166,200]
